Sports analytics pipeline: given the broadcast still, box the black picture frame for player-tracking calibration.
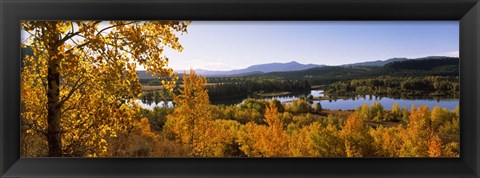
[1,0,479,177]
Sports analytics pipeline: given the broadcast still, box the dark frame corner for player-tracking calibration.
[1,0,480,177]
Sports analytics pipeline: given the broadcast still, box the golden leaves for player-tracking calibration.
[20,21,459,158]
[236,101,290,157]
[427,132,442,157]
[165,70,220,156]
[21,21,189,157]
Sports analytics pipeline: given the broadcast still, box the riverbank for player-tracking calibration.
[142,83,224,91]
[311,95,350,101]
[310,85,325,89]
[257,91,291,97]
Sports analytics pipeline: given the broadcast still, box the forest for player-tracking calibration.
[325,76,459,98]
[20,21,459,158]
[22,68,460,157]
[130,71,460,157]
[138,57,459,104]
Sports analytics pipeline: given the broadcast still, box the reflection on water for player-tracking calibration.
[263,90,458,110]
[267,90,324,103]
[137,90,459,111]
[312,96,458,111]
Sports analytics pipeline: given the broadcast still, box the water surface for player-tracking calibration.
[138,90,459,110]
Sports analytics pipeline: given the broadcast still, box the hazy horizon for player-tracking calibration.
[135,56,458,72]
[159,21,458,71]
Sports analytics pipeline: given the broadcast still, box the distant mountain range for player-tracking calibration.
[138,61,324,78]
[260,56,459,81]
[342,57,408,67]
[136,56,456,79]
[185,61,324,77]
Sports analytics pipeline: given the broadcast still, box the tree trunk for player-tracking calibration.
[46,27,63,157]
[47,57,62,157]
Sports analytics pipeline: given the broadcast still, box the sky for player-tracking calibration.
[160,21,459,71]
[21,21,459,71]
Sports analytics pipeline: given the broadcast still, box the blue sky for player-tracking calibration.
[162,21,459,71]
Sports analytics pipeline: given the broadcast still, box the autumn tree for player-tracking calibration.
[399,106,432,157]
[262,101,289,156]
[431,106,451,129]
[210,119,244,156]
[340,113,374,157]
[427,132,442,157]
[21,21,189,156]
[388,102,402,121]
[287,99,311,113]
[437,106,460,157]
[307,122,345,157]
[165,69,217,156]
[369,126,401,157]
[287,123,312,157]
[107,117,191,157]
[238,101,289,157]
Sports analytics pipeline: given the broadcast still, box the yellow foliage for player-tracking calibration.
[340,113,374,157]
[399,106,432,157]
[21,21,189,157]
[427,132,442,157]
[237,101,289,157]
[369,126,401,157]
[135,118,158,139]
[165,69,220,156]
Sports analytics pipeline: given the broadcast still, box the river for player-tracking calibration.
[137,90,459,111]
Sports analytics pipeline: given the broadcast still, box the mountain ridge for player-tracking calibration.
[341,57,408,67]
[137,56,457,79]
[138,61,325,78]
[185,61,324,77]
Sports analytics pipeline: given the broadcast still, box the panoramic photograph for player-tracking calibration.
[20,21,459,157]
